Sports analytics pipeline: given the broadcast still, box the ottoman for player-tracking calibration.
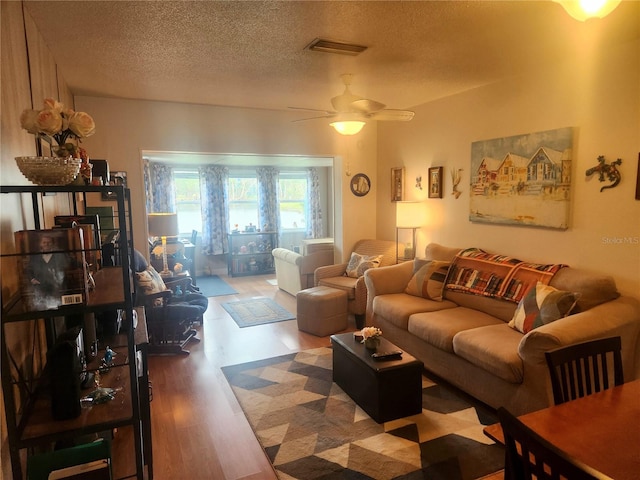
[296,286,348,336]
[331,332,424,423]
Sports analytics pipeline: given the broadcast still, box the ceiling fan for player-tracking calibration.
[290,74,415,135]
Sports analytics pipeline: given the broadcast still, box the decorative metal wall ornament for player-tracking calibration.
[585,155,622,192]
[451,168,463,199]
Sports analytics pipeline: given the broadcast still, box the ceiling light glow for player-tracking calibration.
[554,0,622,21]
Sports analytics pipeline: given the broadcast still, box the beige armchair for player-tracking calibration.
[314,239,397,329]
[272,238,335,296]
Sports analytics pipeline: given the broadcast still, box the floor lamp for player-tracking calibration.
[396,201,426,263]
[148,213,179,276]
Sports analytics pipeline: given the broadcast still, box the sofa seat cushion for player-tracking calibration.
[373,293,457,330]
[408,307,503,353]
[318,276,357,300]
[453,324,525,384]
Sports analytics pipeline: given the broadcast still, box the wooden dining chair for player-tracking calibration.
[497,407,613,480]
[544,336,623,405]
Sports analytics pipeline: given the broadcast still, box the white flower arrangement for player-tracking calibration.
[20,98,95,157]
[360,326,382,343]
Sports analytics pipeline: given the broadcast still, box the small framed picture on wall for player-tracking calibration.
[391,167,404,202]
[428,167,443,199]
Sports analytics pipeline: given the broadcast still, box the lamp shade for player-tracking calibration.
[148,213,179,238]
[396,201,426,228]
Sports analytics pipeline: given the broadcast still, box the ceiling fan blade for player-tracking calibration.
[288,106,336,115]
[351,98,386,113]
[291,113,337,123]
[370,109,415,121]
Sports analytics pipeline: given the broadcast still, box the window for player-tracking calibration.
[174,170,202,235]
[279,174,308,231]
[173,169,311,235]
[228,174,258,230]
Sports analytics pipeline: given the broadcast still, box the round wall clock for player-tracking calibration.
[350,173,371,197]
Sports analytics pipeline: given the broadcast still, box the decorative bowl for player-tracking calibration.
[15,156,82,186]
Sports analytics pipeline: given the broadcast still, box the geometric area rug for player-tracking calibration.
[221,348,505,479]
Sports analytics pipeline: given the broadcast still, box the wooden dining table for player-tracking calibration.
[483,379,640,479]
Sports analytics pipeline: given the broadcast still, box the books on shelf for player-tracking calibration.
[15,228,89,311]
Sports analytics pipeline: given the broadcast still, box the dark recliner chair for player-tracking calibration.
[133,249,207,355]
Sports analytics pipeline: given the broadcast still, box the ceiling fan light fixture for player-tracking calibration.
[330,113,366,135]
[554,0,621,21]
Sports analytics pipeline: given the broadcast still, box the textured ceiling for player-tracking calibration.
[22,1,639,114]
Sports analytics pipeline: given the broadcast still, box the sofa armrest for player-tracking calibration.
[314,263,348,285]
[519,296,640,379]
[364,262,415,319]
[272,247,302,265]
[365,261,414,297]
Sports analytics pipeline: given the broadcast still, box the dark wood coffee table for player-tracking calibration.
[330,332,424,423]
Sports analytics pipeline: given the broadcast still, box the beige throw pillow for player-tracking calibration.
[135,266,167,306]
[405,260,451,301]
[345,252,383,278]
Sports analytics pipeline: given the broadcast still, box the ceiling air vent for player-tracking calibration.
[305,38,367,56]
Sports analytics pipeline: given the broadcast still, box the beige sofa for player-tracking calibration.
[272,238,335,295]
[365,243,640,415]
[315,239,397,328]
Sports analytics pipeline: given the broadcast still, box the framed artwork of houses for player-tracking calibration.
[428,167,443,198]
[469,127,574,229]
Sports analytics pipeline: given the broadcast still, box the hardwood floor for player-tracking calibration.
[143,271,356,480]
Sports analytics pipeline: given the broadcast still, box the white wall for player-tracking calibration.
[377,38,640,297]
[75,97,381,260]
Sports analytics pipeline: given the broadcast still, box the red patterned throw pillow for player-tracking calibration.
[509,282,579,333]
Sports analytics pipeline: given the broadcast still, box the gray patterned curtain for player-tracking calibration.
[143,159,152,214]
[147,162,176,213]
[200,165,229,255]
[256,167,280,234]
[307,167,323,238]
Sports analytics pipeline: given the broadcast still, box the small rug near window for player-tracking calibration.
[222,348,504,480]
[196,275,238,297]
[222,297,295,327]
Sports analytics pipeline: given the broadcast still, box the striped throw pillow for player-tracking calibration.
[405,260,451,301]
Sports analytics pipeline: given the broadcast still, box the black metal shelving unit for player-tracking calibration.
[0,185,150,480]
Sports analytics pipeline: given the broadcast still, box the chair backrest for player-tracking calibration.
[544,336,623,406]
[497,407,613,480]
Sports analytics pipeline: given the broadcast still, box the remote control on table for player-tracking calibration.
[371,350,403,360]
